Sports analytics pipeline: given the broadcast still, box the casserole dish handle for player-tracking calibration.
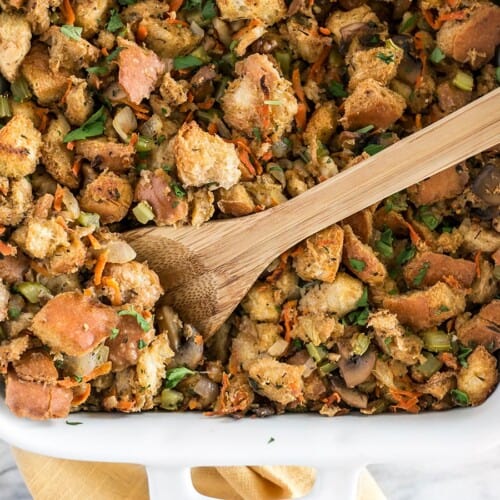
[146,464,362,499]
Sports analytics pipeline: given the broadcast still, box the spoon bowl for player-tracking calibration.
[125,88,500,337]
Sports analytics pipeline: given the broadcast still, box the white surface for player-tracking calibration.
[1,436,500,499]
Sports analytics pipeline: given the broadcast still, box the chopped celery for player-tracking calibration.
[352,333,370,356]
[11,76,32,102]
[133,201,155,224]
[15,282,51,304]
[422,329,452,352]
[190,46,211,64]
[135,135,155,152]
[452,70,473,92]
[77,211,100,228]
[429,47,445,64]
[416,353,443,378]
[319,361,337,375]
[160,389,184,410]
[306,343,327,363]
[0,95,11,118]
[274,51,291,77]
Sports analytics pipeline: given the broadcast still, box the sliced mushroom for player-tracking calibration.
[170,325,204,369]
[472,164,500,206]
[338,349,377,388]
[331,376,368,409]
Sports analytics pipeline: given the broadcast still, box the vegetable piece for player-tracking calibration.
[112,107,137,142]
[164,367,195,389]
[306,343,327,363]
[135,136,155,152]
[0,95,10,118]
[451,389,469,406]
[107,10,124,33]
[412,262,429,286]
[349,258,365,271]
[452,70,474,92]
[429,47,445,64]
[118,308,151,332]
[77,211,100,228]
[15,282,51,304]
[11,76,32,103]
[160,389,184,410]
[173,55,203,70]
[133,201,155,224]
[416,353,443,378]
[60,25,82,41]
[63,107,106,143]
[422,330,452,353]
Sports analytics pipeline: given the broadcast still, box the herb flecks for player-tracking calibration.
[413,262,430,286]
[61,25,82,41]
[164,367,195,389]
[349,258,366,272]
[63,107,106,143]
[118,307,151,332]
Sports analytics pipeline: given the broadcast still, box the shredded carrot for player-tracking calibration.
[194,334,203,345]
[83,287,93,297]
[438,10,466,23]
[59,362,113,389]
[116,400,136,412]
[259,104,271,130]
[413,32,428,88]
[281,300,298,343]
[71,383,91,406]
[0,241,16,257]
[319,27,331,35]
[169,0,184,11]
[61,0,75,25]
[55,215,71,232]
[188,399,199,410]
[118,99,150,116]
[87,233,101,250]
[183,109,195,124]
[474,251,481,278]
[101,276,122,306]
[136,23,148,41]
[129,132,139,148]
[34,107,49,133]
[198,97,215,110]
[101,47,109,57]
[207,122,218,135]
[295,102,307,132]
[66,141,75,151]
[438,352,459,370]
[446,0,458,7]
[0,227,5,237]
[237,148,257,177]
[266,250,290,284]
[415,113,422,130]
[233,19,261,40]
[443,274,462,289]
[261,151,273,162]
[71,158,81,177]
[323,391,341,405]
[166,18,189,27]
[53,185,64,212]
[389,388,421,414]
[292,68,305,103]
[93,249,109,286]
[309,45,330,83]
[59,79,73,106]
[403,221,422,245]
[31,261,49,276]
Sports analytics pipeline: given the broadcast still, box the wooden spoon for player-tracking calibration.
[126,88,500,337]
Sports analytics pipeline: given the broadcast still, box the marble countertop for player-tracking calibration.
[1,438,499,499]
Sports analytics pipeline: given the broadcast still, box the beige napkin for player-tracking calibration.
[13,448,386,499]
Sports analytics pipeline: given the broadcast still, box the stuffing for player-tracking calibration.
[134,169,189,226]
[383,282,466,331]
[343,225,387,286]
[160,73,190,107]
[457,346,498,405]
[420,372,456,401]
[437,2,500,69]
[31,292,119,357]
[0,12,32,83]
[25,0,62,35]
[217,184,256,216]
[457,300,500,351]
[213,373,255,415]
[291,313,344,346]
[174,121,241,190]
[407,166,469,206]
[117,38,165,105]
[42,26,100,74]
[403,252,476,289]
[190,188,215,227]
[247,356,304,405]
[216,0,286,25]
[241,281,281,322]
[368,310,424,365]
[0,177,33,227]
[341,79,407,130]
[41,113,79,189]
[458,219,500,253]
[222,54,298,141]
[299,272,365,317]
[74,0,113,37]
[0,336,31,374]
[13,350,58,384]
[436,81,472,114]
[343,208,374,244]
[348,45,404,91]
[468,259,497,304]
[293,225,344,283]
[284,15,331,63]
[21,43,68,105]
[326,5,382,46]
[0,254,29,284]
[64,78,95,127]
[75,139,135,173]
[0,115,41,179]
[302,102,338,165]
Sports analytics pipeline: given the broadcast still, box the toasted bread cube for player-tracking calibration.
[216,0,286,25]
[0,12,32,83]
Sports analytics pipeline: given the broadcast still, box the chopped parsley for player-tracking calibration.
[173,55,204,70]
[201,0,217,20]
[292,338,303,350]
[73,375,83,383]
[8,307,21,320]
[63,106,106,143]
[349,258,366,272]
[356,125,374,134]
[107,10,124,33]
[171,182,186,198]
[60,25,82,41]
[429,47,446,64]
[345,307,370,326]
[399,14,416,34]
[356,287,369,307]
[376,52,395,64]
[363,144,385,156]
[105,46,124,63]
[138,339,147,349]
[327,80,348,98]
[86,66,109,76]
[118,0,136,4]
[438,305,450,312]
[268,437,275,444]
[110,328,120,339]
[252,127,262,141]
[66,421,83,425]
[384,192,408,213]
[413,262,430,286]
[164,367,195,389]
[376,228,394,258]
[384,337,393,347]
[118,308,151,332]
[451,389,470,406]
[395,245,416,266]
[457,346,473,368]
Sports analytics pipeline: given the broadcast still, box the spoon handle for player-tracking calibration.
[252,87,500,258]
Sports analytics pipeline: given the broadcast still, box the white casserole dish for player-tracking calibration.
[1,388,499,499]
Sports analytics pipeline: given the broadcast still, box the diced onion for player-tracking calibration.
[113,106,137,142]
[61,188,80,220]
[302,356,317,378]
[102,239,137,264]
[193,376,219,404]
[139,114,163,139]
[213,18,232,47]
[190,20,205,38]
[267,338,289,357]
